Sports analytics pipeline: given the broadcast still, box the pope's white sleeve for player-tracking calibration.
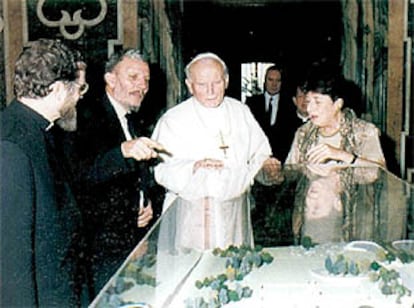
[151,117,196,196]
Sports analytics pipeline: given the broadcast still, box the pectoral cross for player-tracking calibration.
[219,131,229,158]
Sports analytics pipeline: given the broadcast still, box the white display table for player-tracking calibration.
[166,243,414,308]
[89,166,414,308]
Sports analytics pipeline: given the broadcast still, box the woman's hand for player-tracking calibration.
[307,143,354,164]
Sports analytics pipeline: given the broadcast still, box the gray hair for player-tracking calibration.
[185,52,229,80]
[105,49,148,73]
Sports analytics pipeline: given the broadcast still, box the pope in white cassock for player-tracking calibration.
[151,52,281,251]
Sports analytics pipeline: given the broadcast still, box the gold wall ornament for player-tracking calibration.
[36,0,108,40]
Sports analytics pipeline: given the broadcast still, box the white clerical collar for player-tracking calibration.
[45,122,54,131]
[193,97,225,112]
[297,111,309,122]
[192,96,228,133]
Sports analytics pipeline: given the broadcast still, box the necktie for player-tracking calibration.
[269,97,274,125]
[125,112,139,138]
[125,112,150,216]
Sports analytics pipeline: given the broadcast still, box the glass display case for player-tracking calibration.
[89,165,414,308]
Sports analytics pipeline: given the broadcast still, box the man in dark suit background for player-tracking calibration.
[245,64,300,246]
[0,39,86,307]
[245,64,296,162]
[68,49,166,299]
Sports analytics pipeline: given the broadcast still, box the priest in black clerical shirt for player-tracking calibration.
[67,49,165,300]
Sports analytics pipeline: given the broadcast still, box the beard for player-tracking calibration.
[56,107,77,132]
[57,93,79,132]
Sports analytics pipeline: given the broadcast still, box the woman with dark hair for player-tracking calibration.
[285,68,386,167]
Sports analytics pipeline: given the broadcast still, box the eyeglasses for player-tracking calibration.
[71,81,89,96]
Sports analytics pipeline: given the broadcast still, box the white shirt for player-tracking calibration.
[106,92,133,140]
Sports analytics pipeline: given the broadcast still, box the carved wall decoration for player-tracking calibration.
[23,1,117,48]
[36,0,107,40]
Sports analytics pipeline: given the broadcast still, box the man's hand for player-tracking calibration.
[137,201,153,228]
[121,137,168,161]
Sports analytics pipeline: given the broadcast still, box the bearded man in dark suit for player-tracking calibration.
[0,39,86,307]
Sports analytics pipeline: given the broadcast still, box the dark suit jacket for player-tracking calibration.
[245,92,299,162]
[67,94,163,294]
[0,101,82,307]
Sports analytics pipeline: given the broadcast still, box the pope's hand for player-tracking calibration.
[137,201,153,228]
[193,158,224,173]
[262,157,283,184]
[121,137,167,161]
